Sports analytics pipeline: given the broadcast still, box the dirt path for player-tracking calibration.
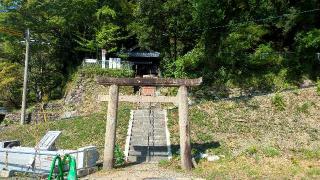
[82,163,202,180]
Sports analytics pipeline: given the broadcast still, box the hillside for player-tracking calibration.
[1,80,320,178]
[0,70,135,160]
[2,68,134,124]
[164,87,320,179]
[2,1,320,111]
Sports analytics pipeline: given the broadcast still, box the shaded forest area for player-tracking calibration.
[0,0,320,108]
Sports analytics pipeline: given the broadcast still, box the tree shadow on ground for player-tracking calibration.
[170,141,221,155]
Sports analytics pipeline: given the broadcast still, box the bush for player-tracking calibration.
[79,66,134,78]
[114,144,125,166]
[0,62,23,109]
[317,78,320,96]
[174,45,204,78]
[1,119,14,126]
[271,93,286,111]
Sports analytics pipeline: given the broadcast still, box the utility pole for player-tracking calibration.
[20,28,30,125]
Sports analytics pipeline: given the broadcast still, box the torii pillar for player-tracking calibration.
[103,84,119,170]
[98,77,202,171]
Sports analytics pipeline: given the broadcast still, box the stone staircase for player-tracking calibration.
[127,109,170,163]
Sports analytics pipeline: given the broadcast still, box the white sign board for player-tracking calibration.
[102,49,106,69]
[84,59,97,63]
[109,58,121,69]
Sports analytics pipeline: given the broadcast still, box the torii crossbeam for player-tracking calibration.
[97,77,202,171]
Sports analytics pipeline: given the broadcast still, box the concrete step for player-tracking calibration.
[130,134,166,139]
[129,145,168,152]
[134,109,163,113]
[134,115,165,119]
[131,129,166,134]
[130,142,167,147]
[130,139,167,144]
[130,128,166,132]
[131,125,166,130]
[134,112,165,115]
[134,119,165,122]
[128,150,168,156]
[133,122,165,126]
[128,109,169,163]
[133,119,165,123]
[130,139,167,145]
[130,135,166,140]
[127,155,168,163]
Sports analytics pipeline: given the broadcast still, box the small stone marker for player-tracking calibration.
[0,169,11,178]
[207,155,220,162]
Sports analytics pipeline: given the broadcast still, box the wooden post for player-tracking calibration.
[178,86,193,170]
[103,84,119,170]
[20,28,30,125]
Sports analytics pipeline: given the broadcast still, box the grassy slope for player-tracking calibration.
[2,72,320,179]
[0,102,134,160]
[165,87,320,179]
[0,70,135,163]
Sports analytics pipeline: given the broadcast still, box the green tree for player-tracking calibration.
[0,61,22,108]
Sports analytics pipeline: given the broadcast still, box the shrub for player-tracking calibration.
[79,66,134,78]
[173,44,204,78]
[0,62,23,109]
[114,144,125,166]
[2,119,14,126]
[271,93,286,111]
[317,78,320,96]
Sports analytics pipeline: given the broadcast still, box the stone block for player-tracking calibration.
[0,169,12,178]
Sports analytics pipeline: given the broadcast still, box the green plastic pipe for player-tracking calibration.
[63,154,78,180]
[48,154,78,180]
[48,155,64,180]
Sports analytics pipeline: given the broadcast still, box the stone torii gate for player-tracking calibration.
[97,77,202,171]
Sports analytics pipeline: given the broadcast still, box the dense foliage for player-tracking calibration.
[0,0,320,107]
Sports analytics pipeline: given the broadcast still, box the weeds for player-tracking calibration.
[271,93,286,111]
[296,102,312,114]
[158,159,170,167]
[114,144,125,166]
[317,78,320,96]
[300,149,320,159]
[246,146,258,156]
[307,167,320,176]
[1,119,14,126]
[263,146,280,157]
